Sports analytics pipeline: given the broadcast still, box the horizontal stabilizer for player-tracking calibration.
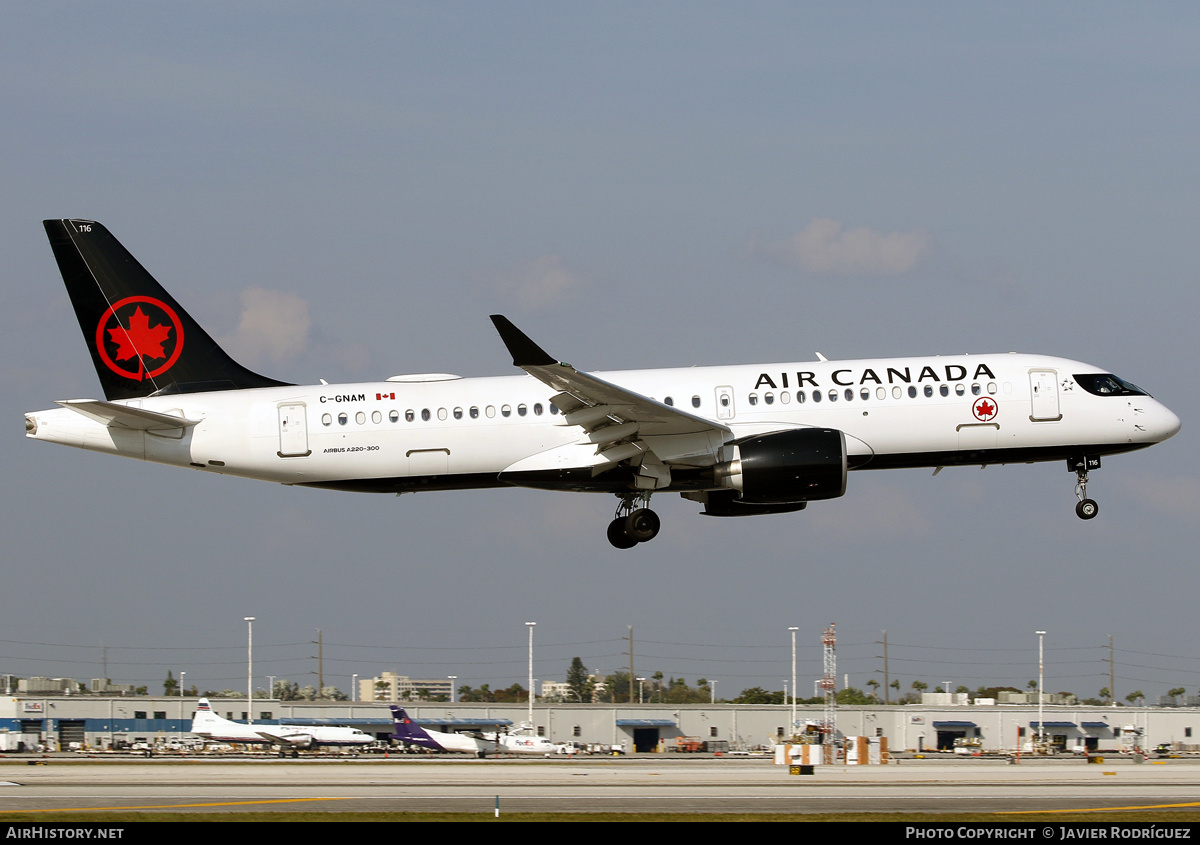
[56,399,200,430]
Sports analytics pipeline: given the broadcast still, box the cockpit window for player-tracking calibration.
[1074,374,1148,397]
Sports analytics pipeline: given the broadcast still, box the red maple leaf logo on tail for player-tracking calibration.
[108,306,172,361]
[94,296,185,381]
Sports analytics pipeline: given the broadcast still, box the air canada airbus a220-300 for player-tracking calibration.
[25,220,1181,548]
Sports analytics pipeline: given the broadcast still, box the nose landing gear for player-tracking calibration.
[607,493,661,548]
[1070,456,1100,520]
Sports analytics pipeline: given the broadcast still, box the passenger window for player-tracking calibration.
[518,404,527,416]
[828,390,838,402]
[844,388,854,401]
[534,403,543,415]
[664,396,674,406]
[389,410,400,423]
[501,405,512,417]
[908,386,917,398]
[764,392,774,405]
[860,388,870,401]
[405,409,415,422]
[470,406,479,419]
[780,391,791,404]
[749,393,758,406]
[453,407,463,420]
[421,409,431,421]
[692,396,701,408]
[987,382,998,395]
[940,384,949,397]
[437,408,447,421]
[550,403,559,415]
[321,413,332,427]
[876,387,885,400]
[486,405,496,418]
[892,386,902,399]
[971,383,981,396]
[371,410,382,424]
[955,384,965,397]
[924,385,933,398]
[338,412,348,425]
[797,391,806,403]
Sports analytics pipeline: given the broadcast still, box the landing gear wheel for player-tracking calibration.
[624,508,661,543]
[607,517,638,549]
[1071,460,1099,521]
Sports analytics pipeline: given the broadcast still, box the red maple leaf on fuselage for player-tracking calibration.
[977,400,995,418]
[108,306,172,361]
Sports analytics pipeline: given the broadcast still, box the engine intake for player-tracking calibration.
[714,428,847,504]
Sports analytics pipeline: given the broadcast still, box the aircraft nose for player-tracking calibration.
[1159,404,1182,441]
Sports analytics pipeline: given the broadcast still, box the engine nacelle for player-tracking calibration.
[714,428,847,504]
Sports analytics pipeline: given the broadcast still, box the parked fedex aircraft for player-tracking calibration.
[388,706,558,756]
[389,706,497,756]
[26,220,1180,548]
[190,698,373,752]
[497,727,560,756]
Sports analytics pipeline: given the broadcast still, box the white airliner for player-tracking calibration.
[497,727,560,756]
[389,706,497,756]
[190,698,374,752]
[25,220,1181,547]
[389,706,558,756]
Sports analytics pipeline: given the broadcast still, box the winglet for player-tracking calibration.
[490,315,559,368]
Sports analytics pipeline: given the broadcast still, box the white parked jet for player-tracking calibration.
[389,706,497,756]
[497,727,560,756]
[25,220,1180,547]
[388,707,558,756]
[190,698,373,752]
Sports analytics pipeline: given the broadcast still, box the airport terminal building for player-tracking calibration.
[1,695,1197,755]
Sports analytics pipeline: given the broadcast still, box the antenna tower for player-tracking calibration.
[821,623,837,761]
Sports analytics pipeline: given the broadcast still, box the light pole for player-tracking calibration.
[179,671,185,697]
[525,622,536,728]
[1036,630,1046,753]
[788,626,798,737]
[244,617,255,723]
[352,674,358,703]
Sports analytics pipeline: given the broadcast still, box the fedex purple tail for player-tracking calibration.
[389,706,439,750]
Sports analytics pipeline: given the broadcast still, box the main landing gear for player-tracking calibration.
[607,493,661,549]
[1071,456,1100,520]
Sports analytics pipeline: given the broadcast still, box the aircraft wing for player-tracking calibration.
[490,317,730,480]
[55,399,200,431]
[255,729,311,746]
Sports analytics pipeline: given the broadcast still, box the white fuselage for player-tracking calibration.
[191,707,372,748]
[25,353,1179,497]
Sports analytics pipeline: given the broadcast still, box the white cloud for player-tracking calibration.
[757,218,932,275]
[219,287,311,366]
[490,255,579,308]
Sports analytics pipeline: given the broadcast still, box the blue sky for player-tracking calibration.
[1,3,1196,703]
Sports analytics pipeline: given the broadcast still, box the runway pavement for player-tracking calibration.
[1,755,1199,816]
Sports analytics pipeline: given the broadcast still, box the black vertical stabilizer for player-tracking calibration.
[43,219,291,400]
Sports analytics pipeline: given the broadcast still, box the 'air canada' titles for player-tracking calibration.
[753,363,998,391]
